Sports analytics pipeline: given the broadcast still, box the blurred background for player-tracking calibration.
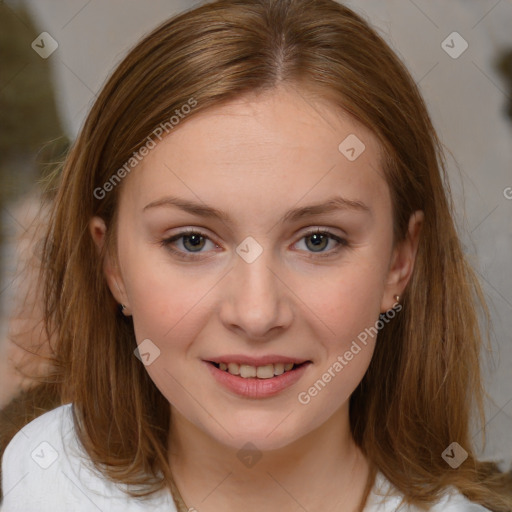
[0,0,511,467]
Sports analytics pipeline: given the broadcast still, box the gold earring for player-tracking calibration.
[394,294,400,303]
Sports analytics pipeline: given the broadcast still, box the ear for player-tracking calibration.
[380,210,424,312]
[89,216,131,312]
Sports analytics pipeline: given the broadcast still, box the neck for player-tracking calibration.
[168,404,373,512]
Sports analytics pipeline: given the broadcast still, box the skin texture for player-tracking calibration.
[90,84,423,511]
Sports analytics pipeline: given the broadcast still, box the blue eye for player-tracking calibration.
[160,229,217,260]
[161,228,348,260]
[298,228,348,257]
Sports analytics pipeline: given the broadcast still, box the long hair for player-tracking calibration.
[2,0,511,510]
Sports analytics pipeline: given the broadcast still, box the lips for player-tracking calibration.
[205,355,309,378]
[206,354,309,366]
[203,356,312,398]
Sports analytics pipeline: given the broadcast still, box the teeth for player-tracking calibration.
[228,363,240,375]
[239,365,257,378]
[216,361,300,378]
[256,364,274,379]
[274,363,284,375]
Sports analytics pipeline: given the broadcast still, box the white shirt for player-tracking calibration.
[1,404,491,511]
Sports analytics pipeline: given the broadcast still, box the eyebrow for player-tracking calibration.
[142,194,371,222]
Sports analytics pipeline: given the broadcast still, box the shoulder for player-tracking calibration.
[1,404,175,511]
[2,404,72,510]
[365,472,493,512]
[2,404,73,506]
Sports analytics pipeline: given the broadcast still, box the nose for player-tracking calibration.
[218,244,293,341]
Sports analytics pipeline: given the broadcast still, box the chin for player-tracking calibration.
[201,412,310,453]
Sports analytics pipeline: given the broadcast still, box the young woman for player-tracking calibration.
[1,0,511,510]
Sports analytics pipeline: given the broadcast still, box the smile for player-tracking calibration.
[211,361,306,379]
[204,358,312,398]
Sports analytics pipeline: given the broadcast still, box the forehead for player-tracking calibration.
[119,85,389,219]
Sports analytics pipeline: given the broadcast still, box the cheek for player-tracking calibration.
[295,254,388,345]
[124,260,212,407]
[295,268,384,413]
[122,240,217,341]
[129,284,212,378]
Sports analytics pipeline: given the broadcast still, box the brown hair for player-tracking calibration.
[2,0,511,510]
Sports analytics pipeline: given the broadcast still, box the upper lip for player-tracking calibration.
[205,355,310,366]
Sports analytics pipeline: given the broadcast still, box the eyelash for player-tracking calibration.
[160,228,349,261]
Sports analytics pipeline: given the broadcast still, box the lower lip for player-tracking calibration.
[204,361,311,399]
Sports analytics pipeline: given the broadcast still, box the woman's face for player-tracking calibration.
[91,84,421,451]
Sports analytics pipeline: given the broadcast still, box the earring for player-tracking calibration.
[121,304,127,311]
[394,294,400,303]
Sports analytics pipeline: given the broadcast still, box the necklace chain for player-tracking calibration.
[168,459,375,511]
